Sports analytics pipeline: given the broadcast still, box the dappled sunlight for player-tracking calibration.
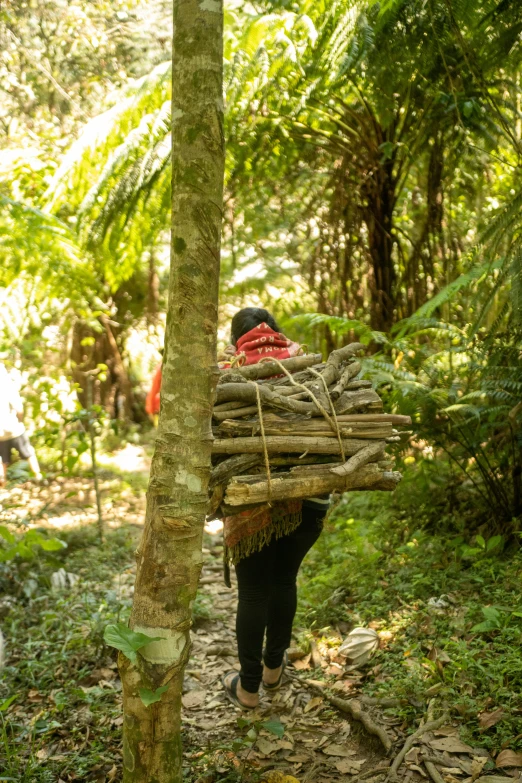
[96,442,151,474]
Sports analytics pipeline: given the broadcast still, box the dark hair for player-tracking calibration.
[230,307,281,346]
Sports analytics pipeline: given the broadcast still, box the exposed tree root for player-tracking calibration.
[424,761,445,783]
[386,713,449,781]
[298,677,393,752]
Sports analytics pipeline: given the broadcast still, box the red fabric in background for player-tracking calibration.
[146,364,162,415]
[234,322,301,366]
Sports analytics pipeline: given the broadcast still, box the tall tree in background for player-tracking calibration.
[118,0,224,780]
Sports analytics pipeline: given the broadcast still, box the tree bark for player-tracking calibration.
[120,1,224,781]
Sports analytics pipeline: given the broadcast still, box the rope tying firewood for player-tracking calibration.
[308,366,345,462]
[248,380,272,504]
[259,357,345,461]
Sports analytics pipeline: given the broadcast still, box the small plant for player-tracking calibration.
[0,526,66,562]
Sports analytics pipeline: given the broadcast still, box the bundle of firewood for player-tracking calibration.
[210,343,410,516]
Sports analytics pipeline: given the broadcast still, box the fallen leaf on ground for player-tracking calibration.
[427,646,451,663]
[433,725,459,736]
[496,750,522,768]
[256,738,280,756]
[107,765,118,782]
[409,764,428,777]
[471,756,488,780]
[441,768,465,775]
[335,758,364,774]
[405,748,420,764]
[181,689,207,709]
[304,696,323,713]
[323,743,356,757]
[475,778,518,783]
[429,737,474,754]
[292,654,311,671]
[287,647,307,661]
[479,708,505,730]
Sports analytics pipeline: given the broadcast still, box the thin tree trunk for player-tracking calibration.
[119,1,224,780]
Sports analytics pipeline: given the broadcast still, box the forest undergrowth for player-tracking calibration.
[1,447,522,782]
[300,467,522,759]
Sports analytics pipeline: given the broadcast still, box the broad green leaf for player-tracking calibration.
[39,537,67,552]
[104,623,163,664]
[139,685,168,707]
[482,606,501,623]
[486,535,503,552]
[476,535,486,549]
[472,620,498,633]
[261,718,285,738]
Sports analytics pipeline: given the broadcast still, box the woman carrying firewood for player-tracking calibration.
[221,307,330,710]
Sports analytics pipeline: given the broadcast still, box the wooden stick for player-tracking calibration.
[224,464,401,506]
[212,405,259,421]
[212,435,371,456]
[215,382,317,414]
[209,454,261,488]
[330,361,361,399]
[212,400,246,412]
[320,343,364,387]
[336,414,412,425]
[331,441,386,476]
[216,418,393,439]
[345,379,372,390]
[267,364,326,386]
[220,353,322,381]
[334,389,383,414]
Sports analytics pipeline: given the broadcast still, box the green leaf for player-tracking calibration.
[462,100,474,118]
[39,537,67,552]
[0,526,15,545]
[0,694,18,712]
[139,685,169,707]
[103,623,163,664]
[472,606,502,632]
[471,620,498,633]
[476,535,486,549]
[486,535,503,552]
[482,606,501,624]
[261,718,285,739]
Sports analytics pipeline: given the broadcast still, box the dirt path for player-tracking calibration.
[0,448,390,782]
[182,538,388,781]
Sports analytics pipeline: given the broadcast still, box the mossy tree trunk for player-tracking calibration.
[119,0,224,780]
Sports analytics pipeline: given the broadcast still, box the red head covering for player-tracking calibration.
[233,322,301,366]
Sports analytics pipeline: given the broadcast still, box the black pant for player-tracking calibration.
[234,506,324,693]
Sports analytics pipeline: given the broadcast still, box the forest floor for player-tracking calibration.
[1,445,522,782]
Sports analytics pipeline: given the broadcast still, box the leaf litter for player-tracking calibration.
[2,470,521,782]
